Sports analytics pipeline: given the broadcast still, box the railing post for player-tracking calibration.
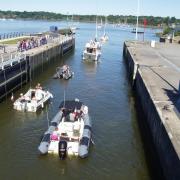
[1,54,3,63]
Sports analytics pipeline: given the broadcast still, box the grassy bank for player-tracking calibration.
[0,36,30,44]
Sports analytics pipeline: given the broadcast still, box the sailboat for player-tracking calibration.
[70,15,77,34]
[97,18,103,29]
[82,17,101,62]
[100,16,109,42]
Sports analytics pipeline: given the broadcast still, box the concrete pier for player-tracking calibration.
[123,41,180,180]
[0,34,75,101]
[26,36,75,71]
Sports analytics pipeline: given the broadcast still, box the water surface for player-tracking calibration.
[0,20,159,180]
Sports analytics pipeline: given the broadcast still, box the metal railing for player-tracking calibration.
[0,32,38,40]
[0,52,26,69]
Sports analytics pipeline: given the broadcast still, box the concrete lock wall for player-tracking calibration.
[123,42,180,180]
[0,37,75,101]
[0,59,29,100]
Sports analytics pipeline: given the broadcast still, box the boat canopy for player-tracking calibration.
[59,100,83,110]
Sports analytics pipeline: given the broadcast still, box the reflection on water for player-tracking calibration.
[82,61,99,75]
[0,20,161,180]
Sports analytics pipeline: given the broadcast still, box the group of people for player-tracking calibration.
[62,65,70,74]
[17,36,47,52]
[62,108,82,122]
[32,83,45,101]
[19,83,44,102]
[86,39,101,53]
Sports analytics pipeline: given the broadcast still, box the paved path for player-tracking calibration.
[126,41,180,156]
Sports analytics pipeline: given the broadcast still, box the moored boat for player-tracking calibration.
[13,85,53,112]
[131,28,144,34]
[38,99,92,159]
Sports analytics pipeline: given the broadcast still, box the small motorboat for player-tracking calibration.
[38,99,92,159]
[53,65,74,80]
[13,87,53,112]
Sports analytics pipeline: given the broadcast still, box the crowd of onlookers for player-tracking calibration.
[17,36,47,52]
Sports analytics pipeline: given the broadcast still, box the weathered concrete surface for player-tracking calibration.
[123,41,180,180]
[26,36,74,70]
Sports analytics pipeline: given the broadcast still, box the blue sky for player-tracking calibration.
[0,0,179,18]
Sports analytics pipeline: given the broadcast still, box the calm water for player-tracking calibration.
[0,20,159,180]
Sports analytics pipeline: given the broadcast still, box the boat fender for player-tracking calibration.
[41,103,44,108]
[91,138,95,145]
[59,140,67,160]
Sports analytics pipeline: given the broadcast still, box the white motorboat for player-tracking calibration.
[38,99,92,159]
[83,16,101,62]
[13,88,53,112]
[82,39,101,61]
[53,65,74,80]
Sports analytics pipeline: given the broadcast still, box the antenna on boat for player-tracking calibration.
[63,89,66,108]
[67,12,69,28]
[135,0,140,40]
[46,105,49,128]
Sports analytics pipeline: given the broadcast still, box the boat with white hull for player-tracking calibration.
[13,89,53,112]
[38,99,92,159]
[82,40,101,61]
[83,16,101,62]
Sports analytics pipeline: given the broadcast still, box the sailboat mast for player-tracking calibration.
[104,17,106,35]
[95,16,98,39]
[63,89,66,108]
[135,0,140,40]
[103,16,106,35]
[67,12,69,28]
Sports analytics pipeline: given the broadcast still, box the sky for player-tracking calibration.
[0,0,179,18]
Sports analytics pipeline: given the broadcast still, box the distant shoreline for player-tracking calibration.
[0,10,179,27]
[0,17,162,29]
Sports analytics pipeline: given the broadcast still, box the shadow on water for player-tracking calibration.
[133,94,165,180]
[123,58,165,180]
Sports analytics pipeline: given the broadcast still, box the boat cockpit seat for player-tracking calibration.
[69,113,75,121]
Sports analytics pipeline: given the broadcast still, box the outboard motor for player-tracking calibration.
[58,140,67,160]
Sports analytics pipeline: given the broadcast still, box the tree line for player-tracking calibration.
[0,10,179,26]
